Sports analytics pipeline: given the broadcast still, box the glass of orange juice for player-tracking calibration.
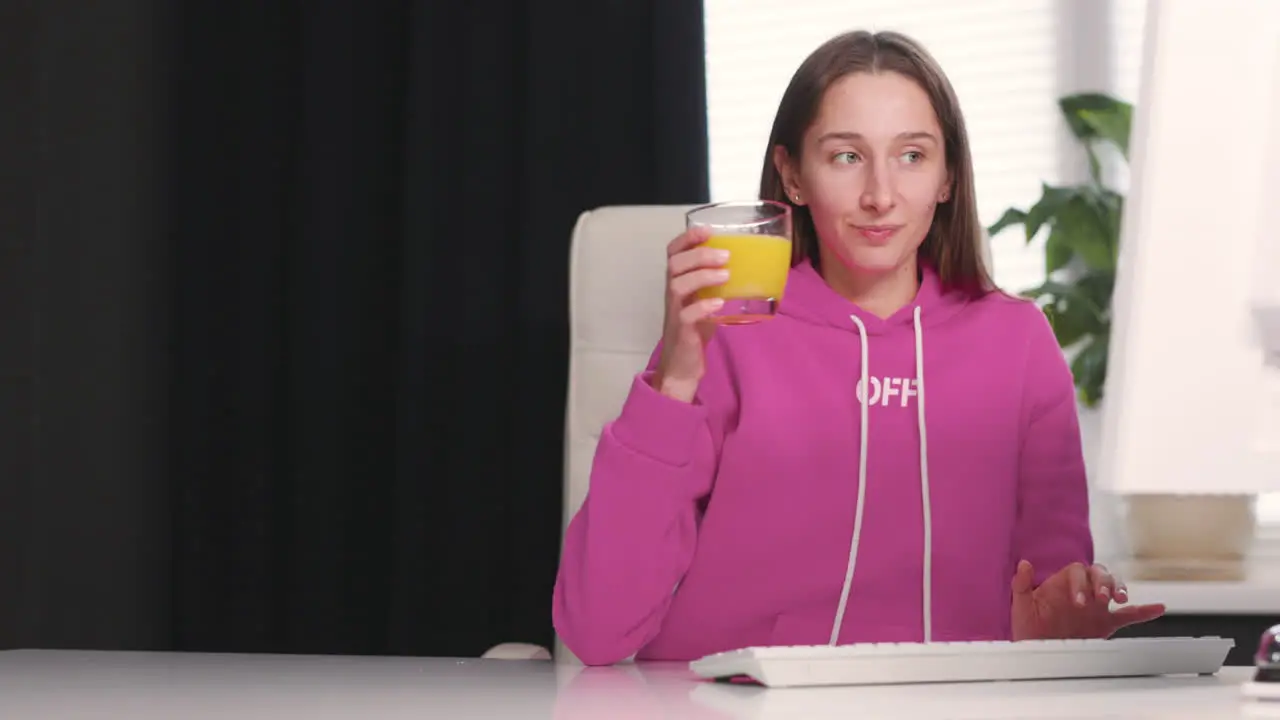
[686,200,793,324]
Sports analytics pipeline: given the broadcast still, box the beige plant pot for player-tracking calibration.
[1124,494,1257,581]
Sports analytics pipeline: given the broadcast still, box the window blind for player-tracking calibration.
[703,0,1060,294]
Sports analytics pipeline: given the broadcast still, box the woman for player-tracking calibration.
[553,30,1164,666]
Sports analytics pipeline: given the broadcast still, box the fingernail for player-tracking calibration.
[1100,587,1110,600]
[708,297,724,309]
[714,269,730,281]
[1076,592,1087,606]
[713,249,731,263]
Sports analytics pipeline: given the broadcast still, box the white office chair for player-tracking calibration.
[483,205,693,662]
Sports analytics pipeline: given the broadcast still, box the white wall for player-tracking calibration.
[1098,0,1280,495]
[1257,28,1280,464]
[1257,36,1280,310]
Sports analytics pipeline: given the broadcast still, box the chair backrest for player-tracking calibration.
[559,204,693,661]
[564,205,694,529]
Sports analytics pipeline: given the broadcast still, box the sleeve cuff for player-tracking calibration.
[608,372,710,467]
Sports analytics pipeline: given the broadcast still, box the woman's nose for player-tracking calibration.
[860,166,895,213]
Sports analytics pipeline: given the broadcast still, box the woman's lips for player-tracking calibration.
[856,225,902,243]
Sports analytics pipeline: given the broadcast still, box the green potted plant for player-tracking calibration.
[990,93,1256,581]
[987,92,1131,407]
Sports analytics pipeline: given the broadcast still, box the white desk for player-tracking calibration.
[0,650,1271,719]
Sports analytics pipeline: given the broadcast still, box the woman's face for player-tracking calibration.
[777,71,951,276]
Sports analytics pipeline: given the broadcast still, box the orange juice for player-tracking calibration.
[695,233,791,323]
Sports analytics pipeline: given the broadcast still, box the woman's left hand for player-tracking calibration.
[1010,560,1166,640]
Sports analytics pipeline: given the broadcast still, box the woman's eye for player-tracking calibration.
[903,151,923,163]
[834,152,860,164]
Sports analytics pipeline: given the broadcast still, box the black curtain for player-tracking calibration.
[165,2,708,656]
[1,1,707,656]
[0,0,171,650]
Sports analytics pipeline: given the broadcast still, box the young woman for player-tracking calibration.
[553,30,1165,666]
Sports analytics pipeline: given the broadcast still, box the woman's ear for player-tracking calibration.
[772,145,804,204]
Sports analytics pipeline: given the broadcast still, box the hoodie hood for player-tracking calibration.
[780,259,973,335]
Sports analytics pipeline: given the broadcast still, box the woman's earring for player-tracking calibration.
[793,194,801,203]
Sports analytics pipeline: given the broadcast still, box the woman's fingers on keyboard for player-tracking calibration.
[1010,559,1035,594]
[1114,580,1129,602]
[1065,562,1090,607]
[1088,563,1117,603]
[1110,602,1166,629]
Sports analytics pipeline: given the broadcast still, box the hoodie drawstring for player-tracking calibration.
[914,306,933,644]
[829,314,870,645]
[828,308,933,645]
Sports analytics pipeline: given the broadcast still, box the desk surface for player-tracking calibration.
[0,650,1274,719]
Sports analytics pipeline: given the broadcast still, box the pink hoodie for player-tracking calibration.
[552,260,1093,666]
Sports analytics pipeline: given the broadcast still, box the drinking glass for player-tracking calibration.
[685,200,793,324]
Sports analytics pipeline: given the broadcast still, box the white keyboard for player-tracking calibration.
[689,636,1235,688]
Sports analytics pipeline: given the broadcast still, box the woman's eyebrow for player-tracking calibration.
[816,130,939,144]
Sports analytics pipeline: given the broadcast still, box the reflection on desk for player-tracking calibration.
[555,662,1260,719]
[0,649,1266,719]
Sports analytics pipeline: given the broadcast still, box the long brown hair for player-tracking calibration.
[759,30,994,297]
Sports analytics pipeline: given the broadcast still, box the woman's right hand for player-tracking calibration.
[651,226,730,403]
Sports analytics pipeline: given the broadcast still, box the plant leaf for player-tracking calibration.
[1059,93,1117,139]
[1091,189,1123,256]
[1074,268,1116,314]
[1021,279,1106,328]
[1038,296,1094,348]
[1076,187,1123,265]
[1059,93,1134,158]
[1070,334,1110,407]
[1046,195,1115,272]
[1085,144,1103,186]
[987,207,1027,238]
[1023,185,1077,243]
[1045,237,1074,275]
[1078,107,1133,159]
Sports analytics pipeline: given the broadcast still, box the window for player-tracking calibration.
[703,0,1059,295]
